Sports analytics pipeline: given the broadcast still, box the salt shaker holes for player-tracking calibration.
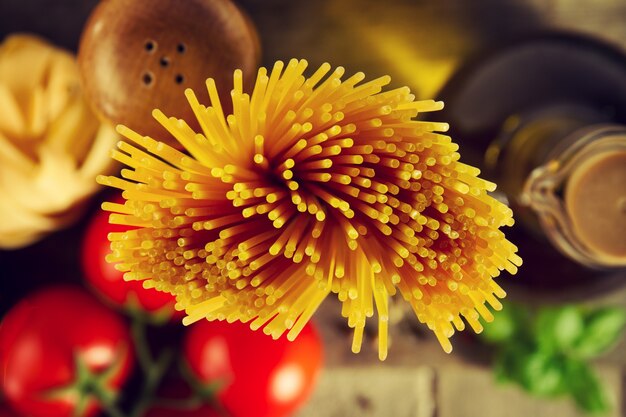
[177,43,186,54]
[142,72,154,86]
[160,57,170,67]
[144,40,156,52]
[175,74,185,84]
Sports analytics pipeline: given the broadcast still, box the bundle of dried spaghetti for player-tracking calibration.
[99,59,522,359]
[0,34,118,249]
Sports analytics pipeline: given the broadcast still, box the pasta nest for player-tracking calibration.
[0,34,117,249]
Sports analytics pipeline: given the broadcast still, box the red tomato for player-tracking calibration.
[82,195,181,320]
[183,320,323,417]
[0,286,134,417]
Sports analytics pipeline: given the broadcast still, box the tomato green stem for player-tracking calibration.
[152,395,204,410]
[91,383,127,417]
[93,307,206,417]
[129,348,174,417]
[131,313,155,371]
[125,292,173,326]
[178,357,231,417]
[58,353,128,417]
[127,312,175,417]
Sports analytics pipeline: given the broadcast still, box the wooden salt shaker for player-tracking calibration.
[78,0,260,145]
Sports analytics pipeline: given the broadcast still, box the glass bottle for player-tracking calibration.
[439,33,626,293]
[488,107,626,269]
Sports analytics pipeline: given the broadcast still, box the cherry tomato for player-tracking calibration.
[183,320,323,417]
[0,286,134,417]
[82,195,180,320]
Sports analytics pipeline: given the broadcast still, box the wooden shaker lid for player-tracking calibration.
[78,0,260,145]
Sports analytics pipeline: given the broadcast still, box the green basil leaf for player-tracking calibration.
[481,303,529,345]
[572,307,626,359]
[493,344,533,385]
[519,351,566,396]
[535,306,584,353]
[564,360,611,414]
[494,345,566,397]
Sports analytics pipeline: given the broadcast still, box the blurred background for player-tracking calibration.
[0,0,625,417]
